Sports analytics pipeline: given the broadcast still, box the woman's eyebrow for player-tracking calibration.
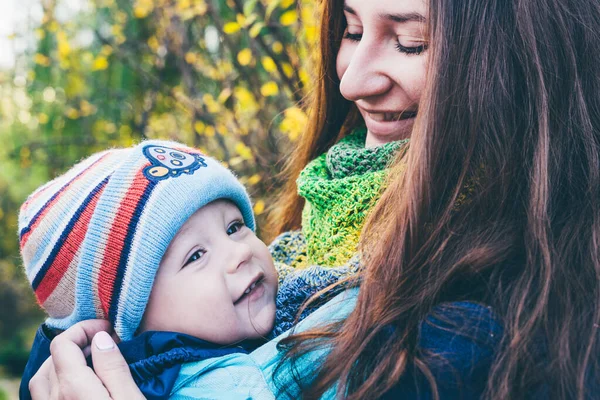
[380,12,426,24]
[343,5,425,24]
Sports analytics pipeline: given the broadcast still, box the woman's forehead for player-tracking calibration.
[343,0,427,18]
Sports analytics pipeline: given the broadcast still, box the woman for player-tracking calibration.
[30,0,600,397]
[21,0,415,394]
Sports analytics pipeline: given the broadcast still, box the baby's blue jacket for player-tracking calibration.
[21,288,505,399]
[168,288,504,399]
[19,327,251,400]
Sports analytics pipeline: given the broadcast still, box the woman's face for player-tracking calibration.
[336,0,428,147]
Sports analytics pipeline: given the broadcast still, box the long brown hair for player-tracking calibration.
[264,0,361,240]
[277,0,600,398]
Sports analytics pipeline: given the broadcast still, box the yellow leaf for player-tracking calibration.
[202,93,221,113]
[235,142,253,160]
[217,123,228,136]
[299,69,310,87]
[92,56,109,71]
[205,125,216,137]
[133,0,153,18]
[236,13,246,26]
[48,21,59,32]
[260,81,279,97]
[194,121,205,134]
[82,51,94,64]
[147,36,159,52]
[58,40,71,59]
[280,106,308,141]
[237,48,253,66]
[176,0,191,11]
[195,3,208,16]
[80,100,97,116]
[281,0,294,8]
[101,45,113,56]
[280,10,298,26]
[248,174,261,185]
[282,62,294,78]
[224,22,241,34]
[38,113,49,124]
[272,41,283,54]
[249,22,265,38]
[305,25,318,43]
[217,87,232,103]
[34,54,51,67]
[253,200,265,215]
[261,56,277,73]
[66,75,85,97]
[65,107,80,120]
[185,52,197,64]
[229,157,243,167]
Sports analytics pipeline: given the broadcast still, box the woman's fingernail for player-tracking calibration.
[95,331,115,351]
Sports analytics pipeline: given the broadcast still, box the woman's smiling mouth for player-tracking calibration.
[361,108,418,138]
[367,110,417,122]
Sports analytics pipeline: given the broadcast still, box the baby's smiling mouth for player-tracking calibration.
[234,273,264,305]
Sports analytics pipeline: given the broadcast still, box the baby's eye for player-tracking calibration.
[184,249,206,267]
[227,221,245,235]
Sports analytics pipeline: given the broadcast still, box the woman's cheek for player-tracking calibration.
[336,43,353,81]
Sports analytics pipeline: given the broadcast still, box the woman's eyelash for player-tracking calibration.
[342,32,428,55]
[343,32,362,42]
[184,249,206,267]
[395,42,428,55]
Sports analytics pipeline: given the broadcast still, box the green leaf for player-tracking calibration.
[243,0,258,17]
[265,0,282,21]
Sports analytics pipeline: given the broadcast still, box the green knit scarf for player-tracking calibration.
[297,127,409,267]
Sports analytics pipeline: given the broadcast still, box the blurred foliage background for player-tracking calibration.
[0,0,317,382]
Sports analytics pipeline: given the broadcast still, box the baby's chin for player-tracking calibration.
[244,302,276,339]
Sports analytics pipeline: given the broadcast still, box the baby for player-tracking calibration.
[18,140,278,398]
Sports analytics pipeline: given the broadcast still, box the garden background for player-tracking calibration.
[0,0,317,397]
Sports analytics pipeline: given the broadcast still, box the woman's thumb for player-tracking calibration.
[91,331,145,399]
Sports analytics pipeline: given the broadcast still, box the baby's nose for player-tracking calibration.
[225,241,253,273]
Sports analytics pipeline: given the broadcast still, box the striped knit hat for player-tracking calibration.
[18,140,255,340]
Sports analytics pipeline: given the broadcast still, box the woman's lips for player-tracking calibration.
[362,109,417,136]
[367,110,417,122]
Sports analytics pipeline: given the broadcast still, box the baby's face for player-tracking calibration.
[140,200,277,344]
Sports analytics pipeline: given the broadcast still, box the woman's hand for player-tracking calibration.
[29,319,145,400]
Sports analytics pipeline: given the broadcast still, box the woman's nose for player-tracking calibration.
[225,240,253,273]
[339,40,393,102]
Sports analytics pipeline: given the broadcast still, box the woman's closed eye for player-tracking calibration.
[342,31,428,55]
[184,249,206,267]
[226,220,246,235]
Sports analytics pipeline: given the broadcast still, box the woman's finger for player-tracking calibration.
[50,319,113,375]
[90,331,145,400]
[48,320,115,399]
[29,356,52,400]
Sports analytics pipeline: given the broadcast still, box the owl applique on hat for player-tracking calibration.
[143,145,208,181]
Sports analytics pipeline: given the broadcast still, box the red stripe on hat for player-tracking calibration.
[35,183,107,304]
[20,153,111,249]
[97,166,151,317]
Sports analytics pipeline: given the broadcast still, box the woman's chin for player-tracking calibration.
[365,117,414,147]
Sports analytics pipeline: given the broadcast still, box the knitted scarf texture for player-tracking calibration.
[297,127,408,267]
